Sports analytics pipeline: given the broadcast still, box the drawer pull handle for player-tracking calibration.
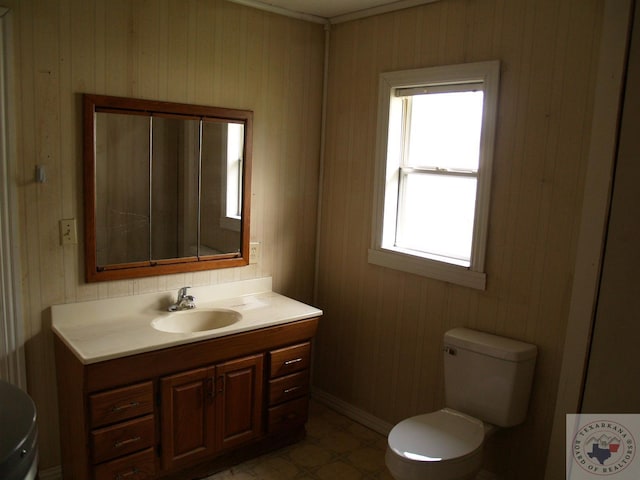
[284,358,302,366]
[283,386,301,394]
[116,467,139,479]
[111,401,140,413]
[114,436,141,448]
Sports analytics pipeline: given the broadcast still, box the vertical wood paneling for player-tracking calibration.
[7,0,609,475]
[315,0,605,478]
[9,0,323,468]
[135,1,161,101]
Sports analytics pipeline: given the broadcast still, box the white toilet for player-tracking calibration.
[385,327,537,480]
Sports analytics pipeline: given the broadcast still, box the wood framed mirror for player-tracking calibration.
[83,94,252,282]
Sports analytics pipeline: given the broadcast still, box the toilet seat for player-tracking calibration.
[386,408,485,480]
[388,408,484,461]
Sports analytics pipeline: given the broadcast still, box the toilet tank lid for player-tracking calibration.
[444,328,537,362]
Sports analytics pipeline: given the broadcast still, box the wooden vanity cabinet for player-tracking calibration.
[54,317,318,480]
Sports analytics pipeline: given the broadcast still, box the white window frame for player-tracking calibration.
[369,61,500,290]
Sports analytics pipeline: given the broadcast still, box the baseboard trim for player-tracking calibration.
[311,387,394,436]
[39,465,62,480]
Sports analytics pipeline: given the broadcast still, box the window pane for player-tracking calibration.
[396,173,477,263]
[407,91,484,171]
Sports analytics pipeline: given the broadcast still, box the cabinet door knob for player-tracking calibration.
[283,386,300,394]
[284,358,302,366]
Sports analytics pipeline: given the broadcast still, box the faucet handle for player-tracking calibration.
[177,286,191,298]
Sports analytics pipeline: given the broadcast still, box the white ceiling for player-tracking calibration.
[230,0,438,23]
[256,0,401,18]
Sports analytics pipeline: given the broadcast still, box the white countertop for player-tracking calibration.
[51,277,322,365]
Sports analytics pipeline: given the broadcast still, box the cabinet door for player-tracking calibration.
[160,366,216,471]
[216,354,264,451]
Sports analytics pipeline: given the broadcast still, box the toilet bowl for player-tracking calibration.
[385,328,537,480]
[386,408,485,480]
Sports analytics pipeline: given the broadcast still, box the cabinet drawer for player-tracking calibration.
[268,370,309,406]
[91,415,155,464]
[94,448,156,480]
[267,397,309,434]
[269,342,310,378]
[90,381,154,428]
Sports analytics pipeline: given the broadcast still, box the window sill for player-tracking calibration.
[367,247,486,290]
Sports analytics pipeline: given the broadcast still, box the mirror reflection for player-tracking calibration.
[84,95,252,282]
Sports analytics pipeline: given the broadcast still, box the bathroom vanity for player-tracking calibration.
[52,278,321,480]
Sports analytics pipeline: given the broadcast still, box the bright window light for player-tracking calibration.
[226,123,244,219]
[395,90,484,266]
[396,173,477,265]
[407,91,483,170]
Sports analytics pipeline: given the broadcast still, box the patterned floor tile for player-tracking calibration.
[205,401,390,480]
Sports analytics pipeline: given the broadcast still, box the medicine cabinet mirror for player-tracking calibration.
[83,94,252,282]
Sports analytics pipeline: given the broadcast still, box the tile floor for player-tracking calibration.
[205,400,394,480]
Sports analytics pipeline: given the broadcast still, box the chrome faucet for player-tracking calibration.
[168,286,196,312]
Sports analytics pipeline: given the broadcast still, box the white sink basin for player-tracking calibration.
[151,308,242,333]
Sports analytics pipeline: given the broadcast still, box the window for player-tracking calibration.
[222,122,244,230]
[227,123,244,219]
[369,61,500,289]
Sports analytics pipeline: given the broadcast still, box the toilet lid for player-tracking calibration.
[388,409,484,462]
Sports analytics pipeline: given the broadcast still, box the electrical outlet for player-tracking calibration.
[59,218,77,245]
[249,242,260,264]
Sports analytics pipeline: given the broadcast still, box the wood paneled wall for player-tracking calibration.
[314,0,604,478]
[7,0,610,475]
[7,0,323,469]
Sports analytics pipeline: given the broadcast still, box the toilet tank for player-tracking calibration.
[443,328,537,427]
